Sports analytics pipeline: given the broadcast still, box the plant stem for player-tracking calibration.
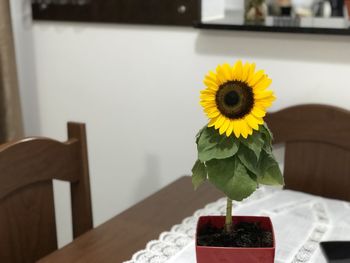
[225,197,233,233]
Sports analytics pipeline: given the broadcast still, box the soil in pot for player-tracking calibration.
[197,221,273,248]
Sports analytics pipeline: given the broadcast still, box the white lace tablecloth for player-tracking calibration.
[123,187,350,263]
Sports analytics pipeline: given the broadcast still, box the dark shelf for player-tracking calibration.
[32,0,200,26]
[195,21,350,36]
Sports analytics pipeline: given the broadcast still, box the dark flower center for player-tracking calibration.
[215,81,254,119]
[224,91,240,107]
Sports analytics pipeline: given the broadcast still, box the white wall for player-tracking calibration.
[10,0,40,135]
[11,8,350,246]
[225,0,245,10]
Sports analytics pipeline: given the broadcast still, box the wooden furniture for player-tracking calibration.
[266,104,350,201]
[37,176,222,263]
[0,122,93,263]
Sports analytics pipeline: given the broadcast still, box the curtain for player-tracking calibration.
[0,0,24,142]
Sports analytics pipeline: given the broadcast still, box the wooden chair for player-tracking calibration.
[0,122,93,263]
[265,104,350,201]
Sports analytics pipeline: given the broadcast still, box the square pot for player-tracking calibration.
[196,216,275,263]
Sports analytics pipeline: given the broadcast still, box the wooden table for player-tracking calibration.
[38,176,222,263]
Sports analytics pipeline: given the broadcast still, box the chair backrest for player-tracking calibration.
[265,104,350,201]
[0,122,93,263]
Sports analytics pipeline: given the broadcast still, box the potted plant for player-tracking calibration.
[192,60,284,263]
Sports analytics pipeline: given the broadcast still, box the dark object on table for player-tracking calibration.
[320,241,350,263]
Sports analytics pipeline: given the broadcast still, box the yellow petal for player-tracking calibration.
[203,75,218,85]
[255,96,275,108]
[253,77,272,91]
[239,120,250,138]
[204,71,219,86]
[208,71,218,80]
[248,127,253,136]
[255,101,272,108]
[214,115,225,129]
[254,90,274,100]
[200,103,215,109]
[244,114,259,130]
[200,99,216,105]
[232,60,243,81]
[200,94,215,101]
[248,63,256,80]
[200,102,216,109]
[219,118,230,135]
[246,122,253,137]
[204,74,219,88]
[217,63,233,82]
[251,107,266,118]
[208,117,218,127]
[233,120,242,138]
[200,89,215,95]
[267,95,276,102]
[204,86,218,94]
[216,65,226,84]
[226,121,234,137]
[207,110,220,118]
[248,70,265,87]
[200,98,215,103]
[204,106,219,114]
[241,62,251,82]
[216,64,231,84]
[253,116,264,125]
[204,83,219,92]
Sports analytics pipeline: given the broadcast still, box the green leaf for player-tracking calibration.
[239,131,264,159]
[191,160,207,190]
[195,126,206,144]
[237,144,259,175]
[263,144,273,154]
[257,151,284,186]
[260,124,273,154]
[197,126,239,162]
[263,123,273,140]
[206,157,258,201]
[246,169,258,184]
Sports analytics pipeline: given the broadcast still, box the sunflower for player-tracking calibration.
[200,61,275,139]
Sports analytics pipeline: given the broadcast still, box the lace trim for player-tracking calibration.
[290,202,329,263]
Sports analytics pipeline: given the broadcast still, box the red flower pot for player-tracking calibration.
[196,216,275,263]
